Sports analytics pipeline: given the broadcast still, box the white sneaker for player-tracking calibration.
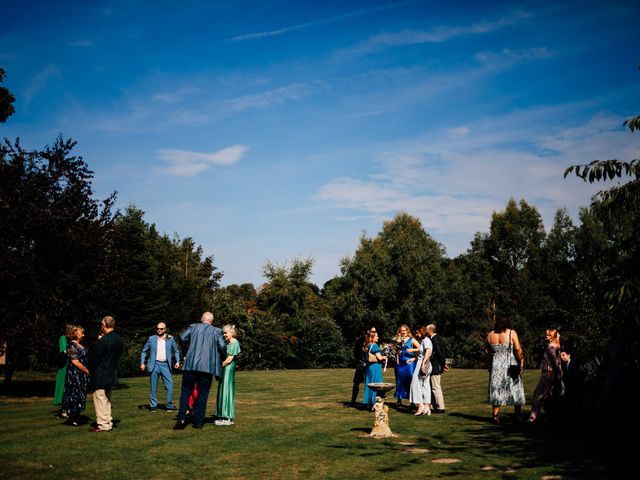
[214,419,232,426]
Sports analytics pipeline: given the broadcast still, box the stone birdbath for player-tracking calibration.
[367,382,396,438]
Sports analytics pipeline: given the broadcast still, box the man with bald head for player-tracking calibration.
[173,312,226,430]
[140,322,181,412]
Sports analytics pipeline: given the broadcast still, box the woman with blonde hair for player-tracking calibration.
[528,328,562,422]
[215,324,241,426]
[394,324,419,406]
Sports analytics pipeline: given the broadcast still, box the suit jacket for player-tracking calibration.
[562,359,582,397]
[180,322,227,378]
[429,334,446,375]
[89,330,123,390]
[140,335,180,373]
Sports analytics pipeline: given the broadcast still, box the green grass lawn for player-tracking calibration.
[0,368,618,479]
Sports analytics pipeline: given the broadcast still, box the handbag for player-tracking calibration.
[507,364,521,381]
[367,344,377,363]
[506,330,521,381]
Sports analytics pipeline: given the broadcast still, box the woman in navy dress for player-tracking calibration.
[394,324,420,406]
[60,326,90,426]
[362,330,388,409]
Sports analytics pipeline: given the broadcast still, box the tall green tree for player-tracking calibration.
[564,113,640,406]
[327,213,446,345]
[0,136,116,382]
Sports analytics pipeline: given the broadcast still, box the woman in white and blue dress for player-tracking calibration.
[409,325,433,416]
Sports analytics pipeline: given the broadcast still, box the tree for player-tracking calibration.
[564,111,640,413]
[0,136,116,383]
[326,213,447,346]
[0,68,16,122]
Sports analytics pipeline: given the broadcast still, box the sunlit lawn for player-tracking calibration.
[0,368,617,479]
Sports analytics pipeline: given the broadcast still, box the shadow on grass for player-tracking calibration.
[0,381,130,398]
[436,413,626,479]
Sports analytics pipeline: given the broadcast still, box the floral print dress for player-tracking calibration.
[488,342,525,406]
[60,341,89,417]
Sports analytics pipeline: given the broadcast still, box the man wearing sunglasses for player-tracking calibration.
[140,322,181,412]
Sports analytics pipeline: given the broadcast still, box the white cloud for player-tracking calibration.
[23,65,61,110]
[313,109,639,254]
[221,81,322,113]
[157,145,249,177]
[69,39,95,47]
[335,10,532,58]
[229,0,425,42]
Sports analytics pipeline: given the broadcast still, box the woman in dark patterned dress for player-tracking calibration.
[60,326,90,426]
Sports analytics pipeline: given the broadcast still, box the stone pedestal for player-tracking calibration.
[367,382,396,438]
[369,396,393,437]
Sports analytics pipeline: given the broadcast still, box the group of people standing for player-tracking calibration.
[52,311,241,432]
[53,316,123,432]
[352,323,447,416]
[486,317,578,424]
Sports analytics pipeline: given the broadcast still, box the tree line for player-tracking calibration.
[1,68,637,414]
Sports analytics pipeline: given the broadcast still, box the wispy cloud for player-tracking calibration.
[23,65,61,110]
[314,107,639,254]
[229,0,425,42]
[335,9,532,58]
[157,145,249,177]
[220,81,323,113]
[69,39,95,47]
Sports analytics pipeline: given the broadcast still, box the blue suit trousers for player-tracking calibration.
[149,361,174,409]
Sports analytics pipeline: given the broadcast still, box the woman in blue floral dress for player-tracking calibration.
[362,330,388,409]
[60,326,90,426]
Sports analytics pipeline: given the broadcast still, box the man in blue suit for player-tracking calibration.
[140,322,181,412]
[173,311,227,430]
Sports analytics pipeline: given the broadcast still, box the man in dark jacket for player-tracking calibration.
[427,324,447,413]
[89,315,123,432]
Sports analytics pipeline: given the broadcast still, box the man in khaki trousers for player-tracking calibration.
[89,316,123,432]
[427,324,447,413]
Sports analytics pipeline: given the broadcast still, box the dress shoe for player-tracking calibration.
[165,406,177,411]
[173,419,187,430]
[150,407,157,413]
[432,409,446,414]
[89,426,109,432]
[192,423,203,429]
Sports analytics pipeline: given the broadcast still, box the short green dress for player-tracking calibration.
[53,335,68,405]
[216,340,241,420]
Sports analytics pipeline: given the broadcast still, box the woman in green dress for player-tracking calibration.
[53,324,74,416]
[215,324,241,426]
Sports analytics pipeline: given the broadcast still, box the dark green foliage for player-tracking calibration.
[0,68,15,122]
[326,213,447,348]
[0,138,220,381]
[0,136,116,382]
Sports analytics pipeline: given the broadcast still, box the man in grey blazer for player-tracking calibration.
[173,312,226,430]
[140,322,181,412]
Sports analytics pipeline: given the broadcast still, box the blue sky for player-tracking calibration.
[2,0,639,286]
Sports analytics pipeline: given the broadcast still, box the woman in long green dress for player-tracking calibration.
[215,324,241,426]
[53,324,73,415]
